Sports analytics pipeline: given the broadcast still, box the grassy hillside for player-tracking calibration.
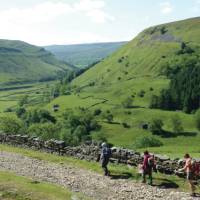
[0,40,75,85]
[42,17,200,156]
[45,41,127,68]
[73,17,200,85]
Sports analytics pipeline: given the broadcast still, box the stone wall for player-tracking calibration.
[0,133,195,177]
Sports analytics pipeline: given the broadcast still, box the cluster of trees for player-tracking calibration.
[150,55,200,113]
[0,107,101,146]
[133,135,163,149]
[150,114,184,136]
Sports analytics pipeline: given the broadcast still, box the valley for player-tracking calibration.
[0,15,200,199]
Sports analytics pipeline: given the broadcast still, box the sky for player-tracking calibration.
[0,0,199,46]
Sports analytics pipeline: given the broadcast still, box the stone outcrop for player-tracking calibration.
[0,133,197,178]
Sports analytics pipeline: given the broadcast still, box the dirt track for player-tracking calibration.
[0,151,199,200]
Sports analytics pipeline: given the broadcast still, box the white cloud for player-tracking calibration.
[0,0,115,45]
[74,0,115,23]
[0,0,114,26]
[160,2,173,15]
[0,2,73,25]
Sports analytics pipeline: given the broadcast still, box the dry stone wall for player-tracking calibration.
[0,133,197,177]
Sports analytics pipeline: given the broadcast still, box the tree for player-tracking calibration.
[0,115,24,134]
[22,109,56,125]
[171,115,184,134]
[195,109,200,131]
[18,95,28,107]
[150,118,164,135]
[154,55,200,113]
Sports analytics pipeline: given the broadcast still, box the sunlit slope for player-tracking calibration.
[73,17,200,86]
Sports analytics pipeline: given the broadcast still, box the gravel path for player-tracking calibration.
[0,151,199,200]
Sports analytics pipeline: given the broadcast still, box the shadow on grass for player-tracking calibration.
[153,178,179,189]
[109,172,133,180]
[154,130,198,138]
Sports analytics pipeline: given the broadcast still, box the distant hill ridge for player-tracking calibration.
[45,41,127,68]
[0,39,74,85]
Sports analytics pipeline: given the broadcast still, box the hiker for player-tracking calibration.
[100,142,111,176]
[178,153,199,197]
[142,151,156,185]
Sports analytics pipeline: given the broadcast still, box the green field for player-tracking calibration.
[0,81,55,113]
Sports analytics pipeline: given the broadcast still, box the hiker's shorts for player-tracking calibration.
[186,172,194,180]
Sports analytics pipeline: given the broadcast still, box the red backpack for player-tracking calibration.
[191,160,200,177]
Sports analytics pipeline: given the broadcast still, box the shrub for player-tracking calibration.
[133,136,163,149]
[149,87,154,91]
[150,118,164,135]
[171,115,184,134]
[122,97,133,108]
[122,122,130,128]
[16,107,26,118]
[118,58,123,63]
[23,109,56,125]
[94,109,102,116]
[28,122,61,140]
[138,90,145,97]
[0,115,24,134]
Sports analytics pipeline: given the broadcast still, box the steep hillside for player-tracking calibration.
[0,40,74,85]
[73,17,200,86]
[45,17,200,155]
[45,41,127,68]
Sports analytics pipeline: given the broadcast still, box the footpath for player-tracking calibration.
[0,151,199,200]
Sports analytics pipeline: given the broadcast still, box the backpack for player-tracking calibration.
[102,147,111,159]
[191,160,200,177]
[147,156,154,168]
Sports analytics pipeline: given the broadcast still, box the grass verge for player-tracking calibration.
[0,171,88,200]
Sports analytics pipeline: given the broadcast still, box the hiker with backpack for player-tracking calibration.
[100,142,111,176]
[178,153,200,197]
[142,151,156,185]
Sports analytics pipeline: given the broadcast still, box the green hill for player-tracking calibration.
[0,40,75,85]
[45,42,127,68]
[44,17,200,156]
[73,17,200,85]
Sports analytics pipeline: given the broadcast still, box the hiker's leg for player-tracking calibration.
[142,172,146,183]
[148,170,153,185]
[102,159,109,176]
[105,164,108,175]
[105,159,110,176]
[189,180,195,195]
